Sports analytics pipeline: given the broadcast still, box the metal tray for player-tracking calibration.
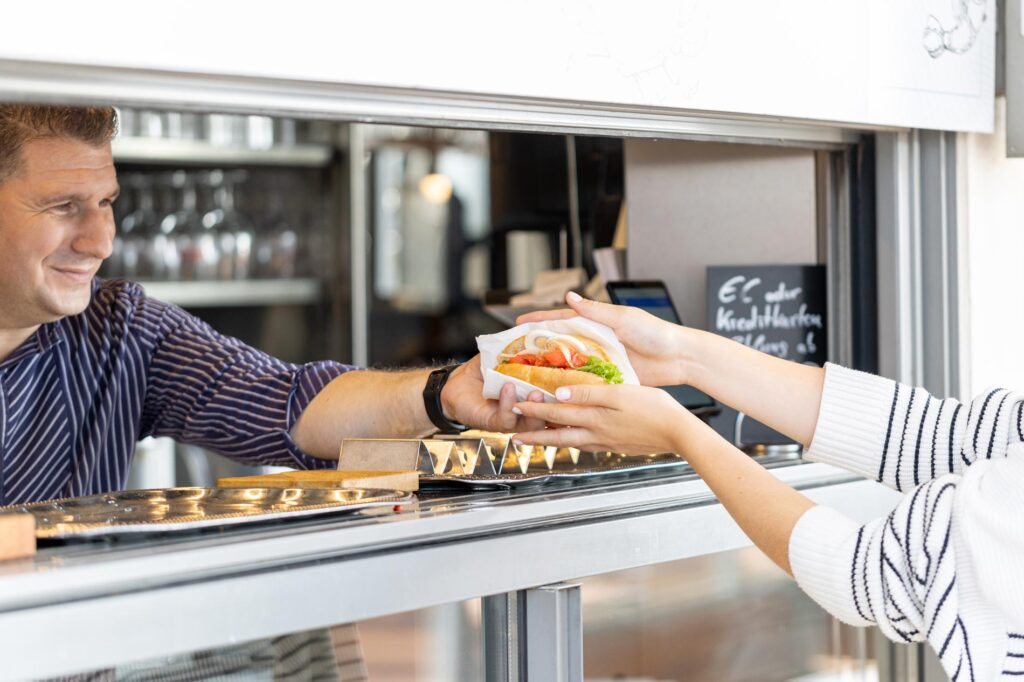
[1,487,413,539]
[421,454,692,489]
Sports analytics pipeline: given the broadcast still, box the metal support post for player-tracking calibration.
[482,592,523,682]
[524,583,583,682]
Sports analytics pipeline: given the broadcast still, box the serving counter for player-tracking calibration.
[0,460,901,681]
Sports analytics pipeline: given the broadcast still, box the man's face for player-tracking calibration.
[0,137,118,329]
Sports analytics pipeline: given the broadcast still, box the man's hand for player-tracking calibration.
[441,355,547,433]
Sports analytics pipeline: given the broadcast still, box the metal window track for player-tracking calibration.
[0,58,883,148]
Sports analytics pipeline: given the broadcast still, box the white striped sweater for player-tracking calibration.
[789,364,1024,680]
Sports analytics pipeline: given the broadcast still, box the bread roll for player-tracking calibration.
[495,363,606,393]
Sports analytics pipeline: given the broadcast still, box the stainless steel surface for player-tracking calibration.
[918,129,962,399]
[733,412,804,459]
[876,132,920,385]
[525,583,583,682]
[449,439,489,475]
[819,148,855,367]
[483,592,522,682]
[0,463,902,679]
[565,135,583,268]
[742,443,803,459]
[349,123,369,368]
[1007,0,1024,155]
[0,59,867,148]
[137,278,321,307]
[2,487,411,539]
[421,454,696,489]
[348,436,700,484]
[876,130,965,394]
[420,440,462,475]
[112,136,332,167]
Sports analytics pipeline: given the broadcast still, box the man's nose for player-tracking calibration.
[72,207,115,261]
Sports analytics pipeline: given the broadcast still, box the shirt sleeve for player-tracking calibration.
[805,363,1024,491]
[132,296,358,470]
[788,457,1021,680]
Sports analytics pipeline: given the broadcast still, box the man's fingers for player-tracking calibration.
[492,383,519,431]
[515,309,578,325]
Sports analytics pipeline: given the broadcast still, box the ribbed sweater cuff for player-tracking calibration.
[804,363,895,481]
[789,505,871,626]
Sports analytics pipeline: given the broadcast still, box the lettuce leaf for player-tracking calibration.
[574,356,624,384]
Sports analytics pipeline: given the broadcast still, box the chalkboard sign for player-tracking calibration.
[706,265,827,366]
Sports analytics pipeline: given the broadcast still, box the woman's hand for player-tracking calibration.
[520,292,827,447]
[515,381,817,577]
[511,383,696,455]
[516,292,691,387]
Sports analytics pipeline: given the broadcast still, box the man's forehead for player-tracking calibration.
[21,137,115,176]
[14,137,117,195]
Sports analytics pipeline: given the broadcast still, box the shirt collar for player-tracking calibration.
[0,320,67,370]
[1,280,97,370]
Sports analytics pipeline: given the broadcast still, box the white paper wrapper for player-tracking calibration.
[476,318,639,402]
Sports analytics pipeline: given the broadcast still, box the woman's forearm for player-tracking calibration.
[674,420,816,575]
[680,329,826,447]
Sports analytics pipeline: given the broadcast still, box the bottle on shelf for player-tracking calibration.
[116,174,161,279]
[265,192,300,279]
[161,171,212,281]
[201,169,254,280]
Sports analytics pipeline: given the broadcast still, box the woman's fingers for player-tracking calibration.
[514,426,595,449]
[515,309,578,325]
[516,390,548,432]
[512,400,601,428]
[550,383,625,410]
[515,294,632,326]
[563,293,632,328]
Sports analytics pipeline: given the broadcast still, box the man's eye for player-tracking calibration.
[49,202,75,214]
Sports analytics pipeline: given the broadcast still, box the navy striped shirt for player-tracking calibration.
[0,279,353,505]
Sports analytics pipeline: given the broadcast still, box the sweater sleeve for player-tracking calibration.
[788,457,1022,680]
[805,363,1024,491]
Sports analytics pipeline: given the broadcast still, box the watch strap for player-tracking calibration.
[423,365,468,434]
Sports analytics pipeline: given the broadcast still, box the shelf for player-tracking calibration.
[112,137,334,167]
[137,279,322,307]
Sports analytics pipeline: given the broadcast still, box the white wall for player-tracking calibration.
[963,97,1024,395]
[625,139,819,330]
[0,0,996,132]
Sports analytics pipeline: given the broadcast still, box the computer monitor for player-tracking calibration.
[605,281,717,412]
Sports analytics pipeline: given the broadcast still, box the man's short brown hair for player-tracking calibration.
[0,104,118,184]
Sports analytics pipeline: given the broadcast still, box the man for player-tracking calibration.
[0,104,539,505]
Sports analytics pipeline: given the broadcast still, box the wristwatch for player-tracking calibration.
[423,365,468,434]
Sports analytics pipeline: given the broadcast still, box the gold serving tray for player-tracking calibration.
[1,487,413,539]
